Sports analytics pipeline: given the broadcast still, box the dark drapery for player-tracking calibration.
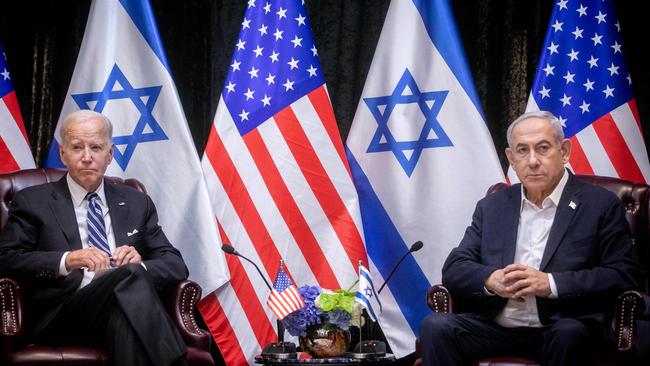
[1,1,648,171]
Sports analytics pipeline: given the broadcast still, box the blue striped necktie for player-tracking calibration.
[86,192,111,257]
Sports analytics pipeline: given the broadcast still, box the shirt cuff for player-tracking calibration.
[484,286,496,296]
[548,273,558,298]
[59,252,71,276]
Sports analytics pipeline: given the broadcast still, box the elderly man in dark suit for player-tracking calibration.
[0,110,189,366]
[419,111,643,365]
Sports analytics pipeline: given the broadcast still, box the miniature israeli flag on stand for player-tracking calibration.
[355,261,381,322]
[44,0,228,295]
[346,0,504,357]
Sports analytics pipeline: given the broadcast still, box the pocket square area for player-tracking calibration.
[127,229,139,237]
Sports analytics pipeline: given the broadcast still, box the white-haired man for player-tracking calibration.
[0,110,189,366]
[420,111,643,365]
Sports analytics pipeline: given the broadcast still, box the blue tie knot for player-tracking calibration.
[86,192,99,202]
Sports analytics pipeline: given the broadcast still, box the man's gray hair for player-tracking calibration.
[60,110,113,144]
[506,110,564,148]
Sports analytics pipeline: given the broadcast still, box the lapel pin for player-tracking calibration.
[569,201,577,210]
[118,202,126,206]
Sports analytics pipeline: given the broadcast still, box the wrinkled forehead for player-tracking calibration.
[62,118,112,144]
[510,118,558,145]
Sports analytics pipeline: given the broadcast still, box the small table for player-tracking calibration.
[255,353,396,365]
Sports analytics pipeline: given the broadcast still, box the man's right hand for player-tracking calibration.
[65,247,111,271]
[485,268,521,300]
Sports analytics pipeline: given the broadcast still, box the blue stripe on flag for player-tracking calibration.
[44,139,65,168]
[411,0,485,121]
[355,293,378,321]
[346,147,431,334]
[119,0,171,72]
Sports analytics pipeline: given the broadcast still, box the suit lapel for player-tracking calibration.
[502,186,522,266]
[540,174,582,270]
[105,182,129,247]
[49,176,82,250]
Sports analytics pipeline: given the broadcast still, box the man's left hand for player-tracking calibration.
[111,245,142,266]
[502,264,552,299]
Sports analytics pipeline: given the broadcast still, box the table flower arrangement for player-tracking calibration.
[282,285,364,357]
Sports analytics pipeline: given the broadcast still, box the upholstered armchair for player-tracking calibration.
[0,168,214,366]
[414,174,649,366]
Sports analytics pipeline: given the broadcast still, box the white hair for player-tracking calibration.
[506,110,564,147]
[60,110,113,144]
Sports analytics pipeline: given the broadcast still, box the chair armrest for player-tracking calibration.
[166,279,212,352]
[0,278,24,356]
[426,284,453,313]
[613,290,647,352]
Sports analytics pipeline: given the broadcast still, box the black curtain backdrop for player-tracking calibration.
[1,1,648,171]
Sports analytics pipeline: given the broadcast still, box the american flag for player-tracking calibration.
[511,0,650,183]
[267,264,304,320]
[1,40,35,173]
[199,0,367,364]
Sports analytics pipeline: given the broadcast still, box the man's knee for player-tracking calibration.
[546,318,590,345]
[420,312,457,341]
[121,262,146,275]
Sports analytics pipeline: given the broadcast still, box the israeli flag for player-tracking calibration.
[355,263,382,322]
[44,0,229,294]
[346,0,504,357]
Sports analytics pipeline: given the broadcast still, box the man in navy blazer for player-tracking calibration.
[419,111,643,365]
[0,110,189,366]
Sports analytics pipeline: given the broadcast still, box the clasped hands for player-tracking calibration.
[485,263,551,300]
[65,246,142,272]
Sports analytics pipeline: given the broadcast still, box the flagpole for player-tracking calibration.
[358,260,363,350]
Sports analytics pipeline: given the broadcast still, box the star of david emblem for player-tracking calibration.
[364,68,452,177]
[71,64,168,170]
[364,287,373,298]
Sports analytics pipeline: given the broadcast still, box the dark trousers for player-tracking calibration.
[419,312,610,366]
[38,264,187,366]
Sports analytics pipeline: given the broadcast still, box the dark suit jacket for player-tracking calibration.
[0,175,188,335]
[442,172,643,325]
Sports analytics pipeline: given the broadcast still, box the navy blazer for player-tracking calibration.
[442,172,643,324]
[0,175,188,335]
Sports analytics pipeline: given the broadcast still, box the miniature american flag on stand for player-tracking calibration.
[267,263,304,320]
[198,0,367,364]
[511,0,650,183]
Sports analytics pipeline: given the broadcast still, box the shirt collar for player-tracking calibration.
[520,169,569,210]
[66,174,107,208]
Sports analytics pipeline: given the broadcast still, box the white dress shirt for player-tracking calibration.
[494,170,568,328]
[58,175,117,288]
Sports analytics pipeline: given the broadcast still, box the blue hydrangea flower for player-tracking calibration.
[281,285,324,336]
[326,308,352,330]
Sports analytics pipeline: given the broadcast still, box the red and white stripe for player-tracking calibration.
[200,85,367,365]
[508,97,650,184]
[267,286,304,320]
[0,91,35,173]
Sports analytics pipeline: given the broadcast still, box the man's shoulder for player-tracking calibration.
[479,183,519,206]
[573,178,621,206]
[105,181,148,199]
[13,181,59,199]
